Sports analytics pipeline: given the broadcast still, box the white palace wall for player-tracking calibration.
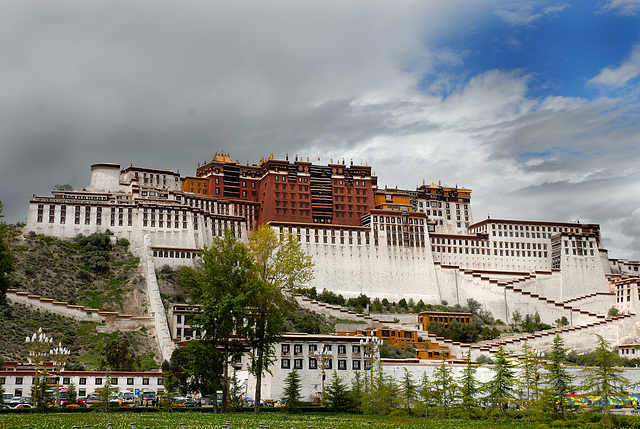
[298,230,441,304]
[24,161,620,323]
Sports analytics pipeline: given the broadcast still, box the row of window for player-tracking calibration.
[3,376,161,386]
[281,344,359,354]
[280,358,367,371]
[373,216,425,225]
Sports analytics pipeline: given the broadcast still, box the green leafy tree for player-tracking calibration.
[0,356,4,402]
[247,225,313,414]
[161,360,179,398]
[184,229,254,412]
[245,279,287,414]
[398,368,418,412]
[460,350,480,410]
[167,346,195,395]
[581,334,629,415]
[325,371,353,411]
[543,334,575,418]
[0,201,14,306]
[248,225,314,290]
[432,354,457,408]
[485,346,516,411]
[100,337,140,371]
[74,232,112,273]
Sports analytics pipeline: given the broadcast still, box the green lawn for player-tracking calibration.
[0,412,538,429]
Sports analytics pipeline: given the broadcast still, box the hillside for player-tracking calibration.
[2,225,335,368]
[2,225,158,369]
[7,225,144,312]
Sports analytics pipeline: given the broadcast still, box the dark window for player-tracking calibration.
[143,378,150,385]
[294,344,302,355]
[338,345,346,354]
[352,345,361,354]
[281,344,290,354]
[95,378,102,385]
[63,377,70,384]
[309,358,318,369]
[15,377,23,385]
[127,378,134,385]
[79,378,86,385]
[352,360,361,370]
[281,359,291,369]
[338,360,347,370]
[294,359,303,369]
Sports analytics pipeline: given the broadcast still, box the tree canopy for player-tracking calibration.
[0,201,14,306]
[182,225,314,414]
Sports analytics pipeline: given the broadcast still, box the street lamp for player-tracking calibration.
[25,328,53,407]
[50,343,70,407]
[359,336,383,390]
[311,344,332,405]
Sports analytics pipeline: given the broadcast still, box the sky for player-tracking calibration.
[1,0,640,260]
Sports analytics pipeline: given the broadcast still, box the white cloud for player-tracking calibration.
[600,0,640,15]
[588,43,640,87]
[496,1,569,27]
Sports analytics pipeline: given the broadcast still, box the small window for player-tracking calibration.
[79,378,87,385]
[309,358,318,369]
[281,359,291,369]
[95,378,102,385]
[15,377,23,385]
[143,378,150,385]
[294,359,303,369]
[127,378,134,385]
[281,344,290,354]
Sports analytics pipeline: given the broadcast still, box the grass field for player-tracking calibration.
[0,412,542,429]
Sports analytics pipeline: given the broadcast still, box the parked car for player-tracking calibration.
[14,404,33,409]
[183,398,199,407]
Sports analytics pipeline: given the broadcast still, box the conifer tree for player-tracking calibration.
[460,350,480,410]
[419,371,436,408]
[282,369,302,406]
[399,368,418,412]
[485,346,516,411]
[432,354,457,408]
[543,334,575,418]
[581,334,628,415]
[518,341,542,410]
[325,371,352,411]
[350,370,365,409]
[0,201,14,306]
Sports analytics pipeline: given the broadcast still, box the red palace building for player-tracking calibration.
[192,153,378,228]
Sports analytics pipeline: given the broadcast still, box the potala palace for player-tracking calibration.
[22,154,640,362]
